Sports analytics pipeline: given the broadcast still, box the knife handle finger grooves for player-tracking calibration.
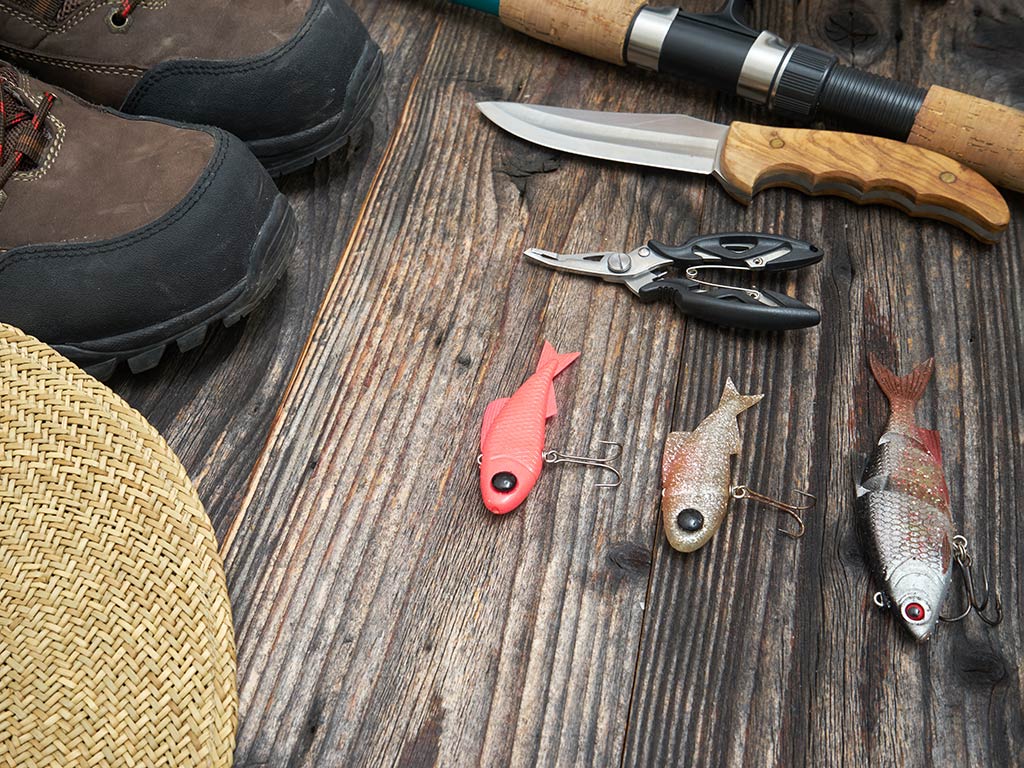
[716,122,1010,244]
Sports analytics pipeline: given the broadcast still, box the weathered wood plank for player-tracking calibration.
[624,1,1023,766]
[105,0,1024,765]
[107,0,431,542]
[216,3,733,765]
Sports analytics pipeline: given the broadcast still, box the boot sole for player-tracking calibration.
[251,43,384,176]
[52,193,297,380]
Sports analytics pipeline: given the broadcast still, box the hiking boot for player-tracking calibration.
[0,64,297,378]
[0,0,383,175]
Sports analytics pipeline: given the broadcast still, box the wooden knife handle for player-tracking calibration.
[908,86,1024,194]
[716,122,1010,244]
[498,0,645,64]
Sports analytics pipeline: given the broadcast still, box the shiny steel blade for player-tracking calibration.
[477,102,729,176]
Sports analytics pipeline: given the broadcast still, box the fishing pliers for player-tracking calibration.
[524,233,823,331]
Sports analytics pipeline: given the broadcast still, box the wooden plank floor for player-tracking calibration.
[111,0,1024,765]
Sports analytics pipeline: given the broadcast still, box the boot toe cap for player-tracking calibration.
[0,129,290,354]
[121,0,382,171]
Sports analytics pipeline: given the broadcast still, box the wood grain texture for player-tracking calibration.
[106,0,1024,766]
[219,13,692,764]
[499,0,644,64]
[717,122,1010,243]
[909,86,1024,194]
[106,0,430,540]
[625,1,1024,766]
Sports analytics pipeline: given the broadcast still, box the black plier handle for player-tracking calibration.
[524,232,823,332]
[639,233,822,331]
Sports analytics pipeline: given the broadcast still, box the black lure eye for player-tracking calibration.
[491,472,518,493]
[676,508,704,532]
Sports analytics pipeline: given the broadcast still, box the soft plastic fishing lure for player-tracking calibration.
[478,342,579,514]
[478,342,621,514]
[662,378,811,552]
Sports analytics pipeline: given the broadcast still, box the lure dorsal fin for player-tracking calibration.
[537,341,580,378]
[662,431,691,473]
[480,397,510,449]
[918,427,944,465]
[918,427,951,506]
[546,387,558,420]
[869,354,934,410]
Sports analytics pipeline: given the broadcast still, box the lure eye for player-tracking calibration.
[903,602,927,622]
[676,508,704,532]
[491,472,518,493]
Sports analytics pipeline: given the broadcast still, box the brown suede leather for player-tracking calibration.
[0,68,213,250]
[0,0,311,105]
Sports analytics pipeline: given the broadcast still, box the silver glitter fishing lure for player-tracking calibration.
[856,354,1001,641]
[661,379,811,552]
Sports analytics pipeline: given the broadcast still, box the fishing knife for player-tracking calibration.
[453,0,1024,194]
[477,102,1010,243]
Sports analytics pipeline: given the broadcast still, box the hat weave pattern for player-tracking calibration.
[0,325,237,767]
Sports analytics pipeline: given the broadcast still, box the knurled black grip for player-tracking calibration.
[818,65,927,140]
[771,44,836,119]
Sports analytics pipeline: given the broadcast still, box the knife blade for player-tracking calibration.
[455,1,1024,194]
[476,102,1009,243]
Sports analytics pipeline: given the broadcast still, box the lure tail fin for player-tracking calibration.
[537,341,580,378]
[869,354,933,410]
[537,341,580,419]
[719,378,764,416]
[714,379,762,453]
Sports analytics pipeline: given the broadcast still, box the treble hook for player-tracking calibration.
[731,485,816,539]
[543,440,623,489]
[940,535,1002,626]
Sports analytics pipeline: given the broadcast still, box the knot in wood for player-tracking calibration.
[820,1,891,65]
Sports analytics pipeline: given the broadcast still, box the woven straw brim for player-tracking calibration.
[0,325,237,767]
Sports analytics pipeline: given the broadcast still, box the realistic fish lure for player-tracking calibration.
[662,379,763,552]
[856,355,956,641]
[479,341,579,514]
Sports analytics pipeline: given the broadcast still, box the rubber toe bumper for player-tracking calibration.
[121,0,384,175]
[0,127,297,378]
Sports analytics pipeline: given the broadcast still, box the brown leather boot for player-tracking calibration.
[0,64,297,378]
[0,0,383,175]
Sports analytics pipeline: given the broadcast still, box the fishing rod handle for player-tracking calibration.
[907,87,1024,194]
[630,6,1024,193]
[496,0,645,66]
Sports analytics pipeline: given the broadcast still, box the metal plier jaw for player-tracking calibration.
[524,233,822,331]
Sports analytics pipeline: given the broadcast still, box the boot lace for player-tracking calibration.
[108,0,140,27]
[0,69,56,194]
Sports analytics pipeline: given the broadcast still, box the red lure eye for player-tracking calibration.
[903,602,926,622]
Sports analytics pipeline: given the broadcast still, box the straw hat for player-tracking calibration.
[0,325,237,767]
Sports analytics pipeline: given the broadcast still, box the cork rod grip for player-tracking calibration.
[498,0,646,65]
[907,86,1024,194]
[716,123,1010,244]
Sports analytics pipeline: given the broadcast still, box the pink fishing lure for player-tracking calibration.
[479,341,579,514]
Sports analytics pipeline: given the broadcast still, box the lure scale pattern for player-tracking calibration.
[856,355,953,642]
